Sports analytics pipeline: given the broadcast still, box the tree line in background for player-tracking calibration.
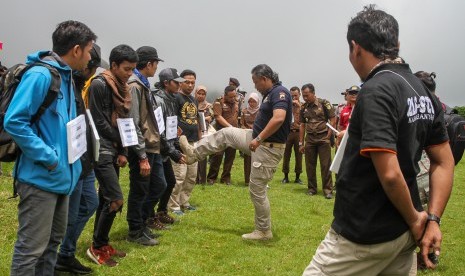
[453,106,465,117]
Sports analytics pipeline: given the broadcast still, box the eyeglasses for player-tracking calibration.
[347,90,358,95]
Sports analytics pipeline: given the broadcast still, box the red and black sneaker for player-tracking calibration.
[101,244,127,258]
[86,245,118,267]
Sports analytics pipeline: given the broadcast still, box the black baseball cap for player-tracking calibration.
[341,85,360,95]
[87,43,102,68]
[159,68,185,83]
[136,46,164,63]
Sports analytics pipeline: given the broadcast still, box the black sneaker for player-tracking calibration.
[294,178,303,184]
[281,178,290,184]
[127,229,159,246]
[143,226,161,238]
[55,255,93,274]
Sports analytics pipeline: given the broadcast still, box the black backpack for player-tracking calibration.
[0,61,61,162]
[444,109,465,165]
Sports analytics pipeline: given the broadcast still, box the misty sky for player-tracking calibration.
[1,0,464,105]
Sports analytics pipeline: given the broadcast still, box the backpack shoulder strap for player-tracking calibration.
[30,63,61,124]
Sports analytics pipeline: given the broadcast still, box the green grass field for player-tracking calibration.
[0,153,464,275]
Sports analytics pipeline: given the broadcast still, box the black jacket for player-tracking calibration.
[88,76,127,158]
[152,88,182,162]
[74,76,94,178]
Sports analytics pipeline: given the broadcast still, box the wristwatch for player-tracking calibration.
[427,213,441,226]
[139,153,148,163]
[256,135,262,143]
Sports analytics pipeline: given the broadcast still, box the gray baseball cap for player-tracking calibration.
[159,68,185,83]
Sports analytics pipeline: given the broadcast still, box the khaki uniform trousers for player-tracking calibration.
[193,127,283,231]
[282,131,303,174]
[169,142,198,211]
[305,140,333,195]
[303,228,416,276]
[207,147,236,183]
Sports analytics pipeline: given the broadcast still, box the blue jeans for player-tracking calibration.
[11,182,68,276]
[127,152,166,231]
[59,171,98,258]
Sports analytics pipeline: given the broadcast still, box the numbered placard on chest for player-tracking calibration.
[66,114,87,164]
[154,106,165,134]
[166,116,178,140]
[117,118,138,147]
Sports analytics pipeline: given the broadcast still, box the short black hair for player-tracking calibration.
[224,85,236,95]
[415,71,437,93]
[180,69,196,79]
[290,86,300,93]
[52,20,97,56]
[301,83,315,93]
[347,5,399,60]
[109,44,138,67]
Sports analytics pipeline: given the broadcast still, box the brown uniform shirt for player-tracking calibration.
[291,102,303,130]
[301,98,335,142]
[213,97,238,129]
[241,108,258,129]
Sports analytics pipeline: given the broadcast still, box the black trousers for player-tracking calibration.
[127,152,167,232]
[92,154,122,248]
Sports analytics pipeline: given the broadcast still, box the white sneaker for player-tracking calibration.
[241,230,273,241]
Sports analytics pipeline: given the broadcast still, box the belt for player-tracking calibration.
[262,142,286,149]
[290,129,299,133]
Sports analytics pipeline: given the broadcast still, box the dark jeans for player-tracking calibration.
[92,154,122,249]
[11,182,68,276]
[59,171,98,258]
[151,159,176,215]
[127,152,166,232]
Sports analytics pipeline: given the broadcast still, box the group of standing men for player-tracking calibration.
[3,18,294,274]
[2,4,456,275]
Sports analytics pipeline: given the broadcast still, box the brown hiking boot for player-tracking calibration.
[156,211,175,224]
[179,135,197,165]
[146,217,170,230]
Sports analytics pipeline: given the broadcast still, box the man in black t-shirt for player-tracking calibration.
[168,69,200,215]
[179,64,292,241]
[303,5,454,275]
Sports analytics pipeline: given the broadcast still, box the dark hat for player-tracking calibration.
[347,85,360,92]
[229,77,240,87]
[159,68,185,83]
[88,43,102,68]
[341,85,360,95]
[136,46,164,63]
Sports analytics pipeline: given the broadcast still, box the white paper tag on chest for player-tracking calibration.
[66,114,87,164]
[117,118,138,147]
[165,116,178,140]
[154,106,165,134]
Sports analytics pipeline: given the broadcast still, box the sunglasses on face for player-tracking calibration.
[348,90,358,95]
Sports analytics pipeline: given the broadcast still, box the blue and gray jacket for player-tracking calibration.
[4,50,82,195]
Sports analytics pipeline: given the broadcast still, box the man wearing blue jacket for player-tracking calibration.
[4,20,96,275]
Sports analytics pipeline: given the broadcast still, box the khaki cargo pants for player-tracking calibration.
[193,127,283,231]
